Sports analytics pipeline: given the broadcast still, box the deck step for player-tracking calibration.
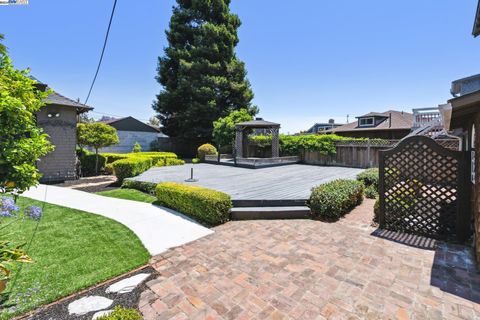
[230,206,311,220]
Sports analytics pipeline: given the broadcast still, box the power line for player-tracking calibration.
[84,0,118,105]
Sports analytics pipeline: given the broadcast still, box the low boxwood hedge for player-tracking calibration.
[121,180,157,195]
[307,179,364,220]
[156,182,232,225]
[102,153,131,164]
[112,157,153,182]
[156,158,185,167]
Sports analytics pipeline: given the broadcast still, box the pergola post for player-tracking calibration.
[271,127,280,157]
[235,126,244,158]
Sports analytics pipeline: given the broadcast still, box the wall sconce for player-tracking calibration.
[47,112,60,118]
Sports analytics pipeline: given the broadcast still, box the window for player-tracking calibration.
[359,117,374,127]
[472,124,476,184]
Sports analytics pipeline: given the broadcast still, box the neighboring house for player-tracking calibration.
[325,110,413,139]
[99,116,161,153]
[306,119,343,133]
[34,80,93,182]
[451,74,480,97]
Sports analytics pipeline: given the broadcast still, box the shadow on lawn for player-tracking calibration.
[371,228,480,304]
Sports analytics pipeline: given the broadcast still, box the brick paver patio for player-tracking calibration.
[139,200,480,319]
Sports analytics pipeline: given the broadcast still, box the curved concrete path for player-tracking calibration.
[23,184,213,256]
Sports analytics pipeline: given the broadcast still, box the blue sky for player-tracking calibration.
[1,1,479,133]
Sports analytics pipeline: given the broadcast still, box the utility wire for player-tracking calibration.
[84,0,118,105]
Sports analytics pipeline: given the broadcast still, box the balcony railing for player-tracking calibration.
[412,107,443,129]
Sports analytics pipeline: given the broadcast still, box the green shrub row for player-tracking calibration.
[156,182,232,225]
[156,158,185,167]
[121,180,157,195]
[307,179,364,220]
[101,152,178,164]
[112,158,153,182]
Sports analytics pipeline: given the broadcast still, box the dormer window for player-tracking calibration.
[359,117,374,127]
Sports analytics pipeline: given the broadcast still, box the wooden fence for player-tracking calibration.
[247,139,460,169]
[303,140,397,168]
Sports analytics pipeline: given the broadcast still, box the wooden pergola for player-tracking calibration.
[235,119,280,158]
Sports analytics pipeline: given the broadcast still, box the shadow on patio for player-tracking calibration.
[371,228,480,304]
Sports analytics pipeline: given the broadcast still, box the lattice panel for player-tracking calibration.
[381,137,461,240]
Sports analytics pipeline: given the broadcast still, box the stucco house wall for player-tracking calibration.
[99,130,159,153]
[36,105,78,182]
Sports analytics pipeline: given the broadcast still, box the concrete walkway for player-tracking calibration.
[23,184,213,256]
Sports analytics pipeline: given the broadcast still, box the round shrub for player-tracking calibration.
[356,168,379,190]
[192,158,200,164]
[96,306,142,320]
[364,184,378,199]
[132,142,142,153]
[197,144,217,161]
[308,179,364,220]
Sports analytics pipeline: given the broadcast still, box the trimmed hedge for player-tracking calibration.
[156,158,185,167]
[192,158,200,164]
[79,153,107,176]
[102,153,131,164]
[112,157,152,182]
[156,182,232,225]
[307,179,364,220]
[364,185,378,199]
[121,180,157,195]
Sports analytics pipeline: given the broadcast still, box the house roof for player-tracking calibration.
[474,0,480,37]
[445,90,480,129]
[45,91,93,112]
[100,116,161,133]
[236,119,280,128]
[31,77,93,112]
[326,110,413,133]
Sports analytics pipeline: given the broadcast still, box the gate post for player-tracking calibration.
[378,149,386,228]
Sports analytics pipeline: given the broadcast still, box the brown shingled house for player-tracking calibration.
[325,110,413,139]
[34,80,93,182]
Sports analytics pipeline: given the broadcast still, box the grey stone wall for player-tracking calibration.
[99,130,158,153]
[36,105,78,182]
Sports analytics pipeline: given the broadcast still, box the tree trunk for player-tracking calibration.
[95,148,99,175]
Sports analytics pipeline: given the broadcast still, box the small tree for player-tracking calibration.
[132,142,142,153]
[77,122,119,174]
[0,35,54,194]
[213,109,253,149]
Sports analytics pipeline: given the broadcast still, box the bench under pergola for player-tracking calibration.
[235,119,280,158]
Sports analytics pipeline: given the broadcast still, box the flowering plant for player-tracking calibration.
[0,197,43,285]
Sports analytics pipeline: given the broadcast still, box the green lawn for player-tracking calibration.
[97,188,157,204]
[0,197,150,319]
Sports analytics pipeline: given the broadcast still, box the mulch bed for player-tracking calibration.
[21,266,157,320]
[48,176,121,193]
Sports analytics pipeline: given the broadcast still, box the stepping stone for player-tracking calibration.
[92,309,113,319]
[68,296,113,316]
[106,273,151,294]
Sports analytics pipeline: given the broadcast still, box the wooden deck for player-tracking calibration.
[131,164,363,205]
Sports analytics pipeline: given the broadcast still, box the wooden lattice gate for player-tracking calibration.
[379,136,471,242]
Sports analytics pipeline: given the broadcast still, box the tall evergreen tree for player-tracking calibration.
[153,0,257,143]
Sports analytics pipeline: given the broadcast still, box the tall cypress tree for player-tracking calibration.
[153,0,257,143]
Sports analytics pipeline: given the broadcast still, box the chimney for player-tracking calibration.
[328,119,334,124]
